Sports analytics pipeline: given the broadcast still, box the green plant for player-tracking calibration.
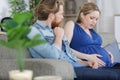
[30,0,42,10]
[0,11,46,72]
[9,0,27,15]
[0,0,45,72]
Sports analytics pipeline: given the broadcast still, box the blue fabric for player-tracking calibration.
[70,23,115,67]
[27,20,84,68]
[104,41,120,62]
[74,67,120,80]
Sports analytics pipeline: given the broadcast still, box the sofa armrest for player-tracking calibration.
[0,59,74,80]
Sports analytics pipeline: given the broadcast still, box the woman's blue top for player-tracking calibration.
[70,23,115,67]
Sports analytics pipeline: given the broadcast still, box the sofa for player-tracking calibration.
[0,32,120,80]
[104,40,120,62]
[100,33,120,63]
[0,33,74,80]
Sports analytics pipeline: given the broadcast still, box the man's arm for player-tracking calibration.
[27,27,62,59]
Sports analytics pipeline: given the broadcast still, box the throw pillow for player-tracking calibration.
[104,41,120,62]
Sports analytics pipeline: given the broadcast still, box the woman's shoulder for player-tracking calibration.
[64,20,75,29]
[66,20,74,25]
[64,20,75,43]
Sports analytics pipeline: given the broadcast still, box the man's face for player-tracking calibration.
[52,5,64,29]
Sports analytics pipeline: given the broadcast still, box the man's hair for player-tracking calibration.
[34,0,64,20]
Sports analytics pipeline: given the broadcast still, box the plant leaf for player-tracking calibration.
[13,11,33,25]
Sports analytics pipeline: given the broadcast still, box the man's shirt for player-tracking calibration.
[27,20,84,67]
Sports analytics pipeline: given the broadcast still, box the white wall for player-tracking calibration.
[96,0,120,34]
[114,16,120,48]
[0,0,11,21]
[95,0,120,48]
[0,0,30,21]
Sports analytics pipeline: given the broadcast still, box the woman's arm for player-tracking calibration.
[72,49,105,68]
[64,20,74,43]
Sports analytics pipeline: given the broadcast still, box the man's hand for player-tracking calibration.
[53,27,64,50]
[54,27,64,39]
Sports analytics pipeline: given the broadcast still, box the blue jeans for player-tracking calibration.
[74,66,120,80]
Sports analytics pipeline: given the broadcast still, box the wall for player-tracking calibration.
[0,0,11,21]
[114,16,120,48]
[95,0,120,48]
[62,0,95,27]
[0,0,29,21]
[96,0,120,34]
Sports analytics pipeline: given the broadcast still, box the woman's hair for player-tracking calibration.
[34,0,64,20]
[76,2,100,23]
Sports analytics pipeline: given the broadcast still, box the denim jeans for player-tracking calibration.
[74,67,120,80]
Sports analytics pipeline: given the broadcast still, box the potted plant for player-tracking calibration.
[0,0,45,79]
[0,11,46,80]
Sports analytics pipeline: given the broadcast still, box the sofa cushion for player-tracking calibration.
[0,59,74,80]
[104,41,120,62]
[0,34,31,59]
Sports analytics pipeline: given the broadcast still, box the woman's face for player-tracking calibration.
[82,11,100,29]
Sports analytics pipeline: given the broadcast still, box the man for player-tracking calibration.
[27,0,119,80]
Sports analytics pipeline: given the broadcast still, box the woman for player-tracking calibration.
[64,2,119,69]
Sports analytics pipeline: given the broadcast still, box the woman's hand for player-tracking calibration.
[107,51,114,63]
[72,49,106,68]
[77,53,106,69]
[78,59,99,69]
[86,54,106,68]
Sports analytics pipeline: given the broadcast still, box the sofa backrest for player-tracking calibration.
[99,33,116,47]
[0,34,31,59]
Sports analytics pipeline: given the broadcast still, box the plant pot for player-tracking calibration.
[9,70,33,80]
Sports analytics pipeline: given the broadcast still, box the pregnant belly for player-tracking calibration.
[97,49,111,67]
[79,47,112,67]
